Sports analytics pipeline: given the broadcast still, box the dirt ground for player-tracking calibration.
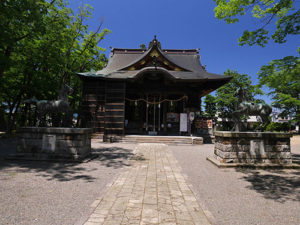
[291,135,300,145]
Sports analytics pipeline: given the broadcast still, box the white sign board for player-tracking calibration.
[180,113,188,132]
[42,134,56,152]
[189,112,195,121]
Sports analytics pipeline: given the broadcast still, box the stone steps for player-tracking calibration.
[118,135,203,145]
[92,134,204,145]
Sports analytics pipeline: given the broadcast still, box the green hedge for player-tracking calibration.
[265,122,291,132]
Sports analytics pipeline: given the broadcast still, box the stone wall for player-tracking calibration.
[17,127,92,160]
[214,131,292,164]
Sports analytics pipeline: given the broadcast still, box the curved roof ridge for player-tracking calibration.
[133,66,176,80]
[112,48,147,53]
[115,47,150,70]
[119,44,191,72]
[162,49,198,53]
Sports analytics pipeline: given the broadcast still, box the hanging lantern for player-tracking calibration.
[171,101,173,106]
[135,100,137,106]
[147,103,149,108]
[158,103,161,108]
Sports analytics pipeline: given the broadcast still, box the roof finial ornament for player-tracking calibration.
[148,35,161,49]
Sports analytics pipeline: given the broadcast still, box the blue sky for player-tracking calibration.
[70,0,299,104]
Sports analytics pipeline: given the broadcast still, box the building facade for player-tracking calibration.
[77,37,231,138]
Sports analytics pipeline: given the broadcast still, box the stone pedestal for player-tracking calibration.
[212,131,292,166]
[16,127,92,160]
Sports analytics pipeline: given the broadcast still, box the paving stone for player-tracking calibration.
[90,211,108,217]
[125,208,142,216]
[141,217,159,224]
[121,219,141,225]
[158,210,176,224]
[88,216,105,223]
[84,221,101,225]
[159,222,176,225]
[83,143,210,225]
[144,196,158,205]
[176,220,195,225]
[90,199,101,208]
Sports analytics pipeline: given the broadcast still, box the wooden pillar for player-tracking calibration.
[153,97,156,132]
[158,102,161,132]
[139,93,143,133]
[199,97,202,115]
[104,81,125,138]
[163,94,167,132]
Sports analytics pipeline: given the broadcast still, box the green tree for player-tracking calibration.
[213,0,299,126]
[258,54,300,123]
[0,0,110,132]
[215,70,263,119]
[0,0,57,81]
[213,0,300,47]
[140,44,146,50]
[204,94,217,118]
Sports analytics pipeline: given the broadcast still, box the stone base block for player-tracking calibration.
[212,131,293,166]
[16,127,92,161]
[192,137,203,145]
[207,156,299,169]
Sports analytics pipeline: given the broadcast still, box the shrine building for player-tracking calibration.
[77,37,231,139]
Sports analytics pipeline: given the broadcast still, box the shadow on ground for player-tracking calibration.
[237,168,300,203]
[0,160,98,182]
[92,146,134,168]
[0,138,133,182]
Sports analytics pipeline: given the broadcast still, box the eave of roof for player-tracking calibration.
[77,66,232,82]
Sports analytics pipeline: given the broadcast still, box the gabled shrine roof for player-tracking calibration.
[77,37,232,82]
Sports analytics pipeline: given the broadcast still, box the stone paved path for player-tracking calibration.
[83,144,210,225]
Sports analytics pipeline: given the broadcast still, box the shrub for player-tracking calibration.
[265,122,291,132]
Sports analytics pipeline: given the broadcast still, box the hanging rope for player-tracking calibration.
[125,95,188,105]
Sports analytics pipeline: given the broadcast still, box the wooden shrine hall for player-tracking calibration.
[77,37,231,139]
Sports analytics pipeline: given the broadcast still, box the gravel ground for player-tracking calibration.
[170,136,300,225]
[0,139,135,225]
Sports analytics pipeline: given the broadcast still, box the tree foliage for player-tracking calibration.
[265,122,291,131]
[213,0,300,47]
[0,0,110,131]
[140,44,147,49]
[215,70,263,118]
[258,53,300,123]
[0,0,52,79]
[203,94,217,118]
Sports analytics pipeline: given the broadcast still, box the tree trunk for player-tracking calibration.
[0,46,13,81]
[11,100,21,131]
[0,106,6,131]
[6,108,14,134]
